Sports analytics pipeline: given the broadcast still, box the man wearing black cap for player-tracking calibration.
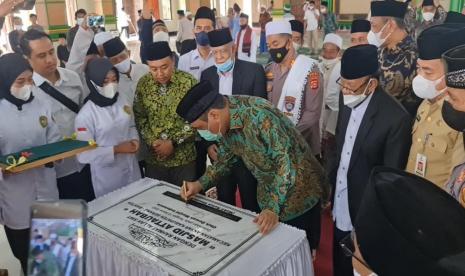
[406,24,465,188]
[199,27,266,212]
[235,13,257,63]
[178,6,216,81]
[103,37,149,104]
[178,6,216,179]
[330,44,411,276]
[176,9,194,53]
[353,167,465,276]
[289,19,307,54]
[441,44,465,208]
[320,1,337,35]
[370,0,421,117]
[177,81,323,253]
[134,42,198,187]
[414,0,447,40]
[350,19,370,46]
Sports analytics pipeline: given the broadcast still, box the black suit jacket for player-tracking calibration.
[200,59,267,98]
[329,88,412,221]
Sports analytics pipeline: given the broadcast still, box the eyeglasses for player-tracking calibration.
[339,232,372,270]
[336,77,370,95]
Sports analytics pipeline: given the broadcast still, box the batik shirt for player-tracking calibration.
[321,13,337,35]
[199,96,323,221]
[134,70,197,167]
[378,35,420,115]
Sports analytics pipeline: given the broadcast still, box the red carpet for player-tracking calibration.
[236,191,334,276]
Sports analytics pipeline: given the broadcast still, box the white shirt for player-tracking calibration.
[236,27,258,63]
[333,93,373,232]
[176,17,194,42]
[118,63,149,105]
[319,61,341,135]
[0,98,61,229]
[75,96,141,198]
[33,67,85,178]
[218,65,234,96]
[178,49,215,81]
[304,9,320,31]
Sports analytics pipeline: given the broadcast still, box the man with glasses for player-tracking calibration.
[330,44,411,276]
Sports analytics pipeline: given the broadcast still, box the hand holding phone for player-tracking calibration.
[28,200,87,276]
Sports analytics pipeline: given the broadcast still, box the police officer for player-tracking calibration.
[406,24,465,187]
[265,21,323,158]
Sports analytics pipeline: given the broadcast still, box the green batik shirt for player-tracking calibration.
[199,96,323,221]
[134,70,197,167]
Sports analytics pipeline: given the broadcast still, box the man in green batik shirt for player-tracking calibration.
[177,81,324,254]
[134,41,198,186]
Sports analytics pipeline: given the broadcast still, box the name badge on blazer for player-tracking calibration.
[189,66,200,70]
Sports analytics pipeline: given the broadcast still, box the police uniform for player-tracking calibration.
[265,50,324,155]
[406,24,465,187]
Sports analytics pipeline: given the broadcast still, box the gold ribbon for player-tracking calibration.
[5,155,28,170]
[63,133,77,140]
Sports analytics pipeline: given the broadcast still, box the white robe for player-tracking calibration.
[75,96,141,198]
[0,98,61,229]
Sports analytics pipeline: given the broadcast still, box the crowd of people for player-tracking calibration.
[0,0,465,275]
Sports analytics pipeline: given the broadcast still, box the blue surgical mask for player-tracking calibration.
[216,58,234,73]
[197,120,221,141]
[195,31,210,46]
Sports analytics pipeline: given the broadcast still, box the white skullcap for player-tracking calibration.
[94,32,113,46]
[323,33,343,49]
[265,21,292,37]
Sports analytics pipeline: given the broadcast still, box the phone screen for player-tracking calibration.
[87,15,105,28]
[28,201,87,276]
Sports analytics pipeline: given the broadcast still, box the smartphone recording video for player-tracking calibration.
[28,200,87,276]
[87,15,105,28]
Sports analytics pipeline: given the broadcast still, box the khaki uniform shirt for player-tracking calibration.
[406,98,465,187]
[265,52,324,155]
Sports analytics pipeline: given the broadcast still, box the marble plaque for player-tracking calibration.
[88,183,260,275]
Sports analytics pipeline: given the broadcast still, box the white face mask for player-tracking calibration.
[76,18,85,26]
[343,79,372,108]
[101,82,118,99]
[153,31,170,42]
[412,75,444,99]
[321,57,339,67]
[293,42,302,51]
[369,22,391,47]
[321,7,327,13]
[14,25,23,31]
[423,12,434,21]
[11,84,32,101]
[367,30,379,47]
[114,58,131,73]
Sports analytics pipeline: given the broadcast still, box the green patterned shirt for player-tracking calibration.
[134,70,197,167]
[199,96,323,221]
